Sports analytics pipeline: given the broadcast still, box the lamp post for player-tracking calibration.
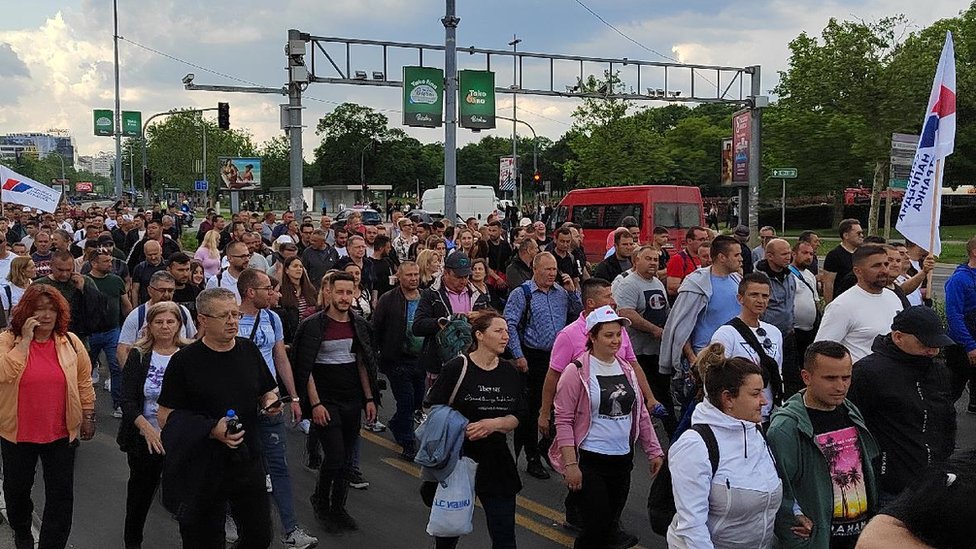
[508,35,521,206]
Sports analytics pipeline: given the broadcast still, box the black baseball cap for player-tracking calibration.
[444,252,473,277]
[96,235,115,246]
[891,306,955,347]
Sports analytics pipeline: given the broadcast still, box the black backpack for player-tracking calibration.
[647,424,720,536]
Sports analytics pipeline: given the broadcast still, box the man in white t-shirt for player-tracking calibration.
[206,240,249,302]
[711,272,783,421]
[815,245,903,362]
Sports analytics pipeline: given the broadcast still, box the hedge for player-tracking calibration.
[757,204,974,231]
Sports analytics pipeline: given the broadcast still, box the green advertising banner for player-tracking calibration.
[93,109,113,136]
[402,66,443,128]
[458,70,496,130]
[122,111,142,137]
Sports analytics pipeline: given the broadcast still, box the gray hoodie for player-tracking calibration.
[659,267,741,375]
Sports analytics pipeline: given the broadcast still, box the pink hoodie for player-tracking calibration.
[548,351,663,473]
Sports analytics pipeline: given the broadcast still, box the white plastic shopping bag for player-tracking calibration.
[426,456,478,537]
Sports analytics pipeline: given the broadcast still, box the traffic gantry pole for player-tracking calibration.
[287,29,306,215]
[747,65,763,245]
[442,0,459,224]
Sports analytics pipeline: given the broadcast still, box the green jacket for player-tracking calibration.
[766,391,879,549]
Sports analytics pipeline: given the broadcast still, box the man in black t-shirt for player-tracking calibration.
[167,252,200,318]
[157,287,279,548]
[549,227,582,287]
[768,341,879,549]
[822,219,864,303]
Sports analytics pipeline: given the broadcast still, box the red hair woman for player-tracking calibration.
[0,284,95,549]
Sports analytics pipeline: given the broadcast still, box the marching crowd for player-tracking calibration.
[0,200,973,549]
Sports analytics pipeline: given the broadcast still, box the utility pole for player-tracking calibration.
[112,0,123,199]
[287,29,305,215]
[509,35,521,206]
[442,1,459,224]
[747,65,762,244]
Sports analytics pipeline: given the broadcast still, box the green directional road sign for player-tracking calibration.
[93,109,113,136]
[122,111,142,137]
[772,168,798,178]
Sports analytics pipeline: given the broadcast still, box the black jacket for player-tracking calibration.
[127,236,181,274]
[117,349,153,453]
[372,286,416,370]
[412,278,490,374]
[849,335,956,496]
[290,310,381,407]
[505,257,532,291]
[592,254,627,283]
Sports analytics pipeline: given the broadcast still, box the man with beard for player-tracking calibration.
[790,240,821,384]
[815,245,903,362]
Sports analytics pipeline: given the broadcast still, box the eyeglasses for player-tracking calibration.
[200,311,242,322]
[149,286,175,293]
[756,327,774,350]
[229,253,252,259]
[253,286,274,292]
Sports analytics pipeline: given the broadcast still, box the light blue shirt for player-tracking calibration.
[237,309,284,377]
[689,273,741,352]
[504,280,582,358]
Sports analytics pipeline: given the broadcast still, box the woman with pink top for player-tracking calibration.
[550,305,664,549]
[193,229,222,278]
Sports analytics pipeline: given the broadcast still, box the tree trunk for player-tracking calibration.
[867,161,885,236]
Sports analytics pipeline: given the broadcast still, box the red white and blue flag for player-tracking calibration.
[0,165,63,213]
[896,31,956,257]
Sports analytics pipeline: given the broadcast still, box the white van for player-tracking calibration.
[422,185,499,222]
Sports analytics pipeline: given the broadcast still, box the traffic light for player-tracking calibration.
[218,102,230,130]
[143,168,153,189]
[532,171,542,188]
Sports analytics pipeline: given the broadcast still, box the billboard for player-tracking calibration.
[402,66,444,128]
[122,111,142,137]
[720,137,733,186]
[218,157,262,190]
[499,156,516,191]
[732,110,750,184]
[93,109,113,136]
[75,182,94,193]
[458,70,496,129]
[890,133,920,189]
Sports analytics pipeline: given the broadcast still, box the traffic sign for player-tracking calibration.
[194,180,209,191]
[772,168,797,179]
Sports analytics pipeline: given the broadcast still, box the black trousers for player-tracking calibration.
[575,449,633,549]
[124,448,165,547]
[637,354,676,437]
[515,346,550,462]
[434,495,517,549]
[313,401,361,513]
[177,460,272,549]
[1,437,76,549]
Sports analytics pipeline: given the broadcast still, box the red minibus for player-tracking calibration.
[551,185,705,262]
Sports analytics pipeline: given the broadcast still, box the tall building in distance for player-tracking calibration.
[77,152,115,178]
[0,131,77,166]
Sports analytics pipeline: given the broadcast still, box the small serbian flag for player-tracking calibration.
[0,165,63,213]
[896,31,956,257]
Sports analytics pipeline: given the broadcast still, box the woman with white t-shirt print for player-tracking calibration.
[550,306,664,549]
[711,272,784,423]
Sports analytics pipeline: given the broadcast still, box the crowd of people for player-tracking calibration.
[0,199,973,549]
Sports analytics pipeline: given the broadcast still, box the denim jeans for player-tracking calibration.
[386,359,425,448]
[88,327,121,408]
[258,412,298,534]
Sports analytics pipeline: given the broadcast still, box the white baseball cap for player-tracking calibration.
[519,217,532,227]
[585,305,632,332]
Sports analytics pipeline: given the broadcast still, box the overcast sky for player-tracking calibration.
[0,0,965,158]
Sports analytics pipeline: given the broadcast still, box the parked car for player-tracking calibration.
[334,207,383,229]
[405,209,440,224]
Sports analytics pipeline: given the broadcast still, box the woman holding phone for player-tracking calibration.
[0,284,95,549]
[116,302,192,549]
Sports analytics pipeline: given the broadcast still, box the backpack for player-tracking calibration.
[647,424,720,536]
[137,303,190,334]
[435,316,473,364]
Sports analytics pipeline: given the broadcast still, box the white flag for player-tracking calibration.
[0,165,64,213]
[895,31,956,257]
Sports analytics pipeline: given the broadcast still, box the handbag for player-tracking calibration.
[426,456,478,537]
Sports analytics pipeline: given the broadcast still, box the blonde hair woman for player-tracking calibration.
[193,229,222,278]
[416,249,443,289]
[2,257,34,326]
[117,302,192,548]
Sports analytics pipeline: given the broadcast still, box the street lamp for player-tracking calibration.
[508,35,522,205]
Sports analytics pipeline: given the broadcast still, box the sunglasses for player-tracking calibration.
[756,327,774,350]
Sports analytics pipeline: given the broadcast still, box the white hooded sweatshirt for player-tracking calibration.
[666,399,783,549]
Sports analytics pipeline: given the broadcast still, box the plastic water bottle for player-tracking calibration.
[226,409,244,435]
[224,409,249,462]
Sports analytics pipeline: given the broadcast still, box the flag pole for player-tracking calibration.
[925,158,942,300]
